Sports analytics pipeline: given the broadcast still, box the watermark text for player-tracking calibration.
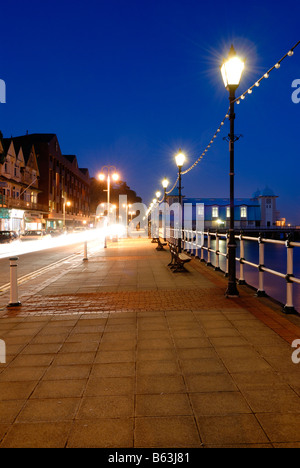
[291,339,300,364]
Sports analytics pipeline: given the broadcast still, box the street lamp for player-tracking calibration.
[98,166,119,220]
[98,166,119,248]
[221,45,245,297]
[175,150,185,253]
[63,199,71,229]
[162,178,169,240]
[162,178,169,192]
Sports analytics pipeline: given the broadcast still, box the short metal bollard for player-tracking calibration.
[7,257,22,308]
[83,241,88,261]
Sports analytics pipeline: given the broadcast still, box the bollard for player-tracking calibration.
[7,257,22,308]
[0,339,5,364]
[83,241,88,261]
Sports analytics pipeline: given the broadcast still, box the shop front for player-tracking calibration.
[24,212,45,231]
[0,208,25,233]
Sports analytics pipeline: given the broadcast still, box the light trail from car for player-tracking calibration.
[0,229,106,260]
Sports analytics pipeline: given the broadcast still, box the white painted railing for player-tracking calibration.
[163,228,300,315]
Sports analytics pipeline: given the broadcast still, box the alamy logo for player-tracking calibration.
[291,79,300,104]
[0,79,6,103]
[291,339,300,364]
[0,339,6,364]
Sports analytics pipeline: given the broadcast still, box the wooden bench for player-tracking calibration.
[152,237,167,251]
[168,242,191,272]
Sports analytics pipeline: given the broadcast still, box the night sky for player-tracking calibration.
[0,0,299,223]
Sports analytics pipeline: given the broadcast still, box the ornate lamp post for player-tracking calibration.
[63,199,71,230]
[162,178,169,200]
[98,166,119,248]
[162,178,169,240]
[221,45,245,297]
[98,166,119,221]
[175,150,185,253]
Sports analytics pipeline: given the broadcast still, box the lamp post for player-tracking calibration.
[175,150,185,253]
[98,166,119,222]
[162,178,169,241]
[98,166,119,248]
[221,45,245,297]
[162,178,169,199]
[63,198,71,230]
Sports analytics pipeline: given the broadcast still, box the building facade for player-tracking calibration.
[0,135,44,231]
[11,134,90,230]
[167,187,280,230]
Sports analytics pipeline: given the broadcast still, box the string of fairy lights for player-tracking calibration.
[148,39,300,210]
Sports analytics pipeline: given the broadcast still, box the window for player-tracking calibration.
[212,206,219,218]
[226,207,230,218]
[240,206,247,218]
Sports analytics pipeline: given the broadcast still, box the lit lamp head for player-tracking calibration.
[221,45,245,90]
[156,191,161,199]
[98,173,105,181]
[175,149,186,168]
[112,173,119,181]
[162,178,169,189]
[66,201,71,207]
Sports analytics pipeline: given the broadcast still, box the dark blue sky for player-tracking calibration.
[1,0,299,223]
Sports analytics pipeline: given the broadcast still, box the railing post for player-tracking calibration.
[224,233,229,277]
[191,230,195,256]
[238,232,246,285]
[189,231,192,254]
[183,230,186,251]
[256,234,266,297]
[215,232,220,271]
[207,230,212,267]
[195,231,199,258]
[200,232,205,262]
[7,257,22,308]
[283,234,296,314]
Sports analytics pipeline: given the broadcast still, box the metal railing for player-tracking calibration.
[163,227,300,314]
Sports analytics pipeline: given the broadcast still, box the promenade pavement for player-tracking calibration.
[0,237,300,448]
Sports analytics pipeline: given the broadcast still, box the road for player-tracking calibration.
[0,231,105,289]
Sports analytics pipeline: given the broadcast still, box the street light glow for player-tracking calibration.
[221,45,245,89]
[98,173,105,181]
[175,150,186,168]
[162,178,169,189]
[112,173,119,181]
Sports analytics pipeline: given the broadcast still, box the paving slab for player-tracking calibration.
[0,237,300,448]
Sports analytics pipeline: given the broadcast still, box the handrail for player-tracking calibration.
[175,228,300,315]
